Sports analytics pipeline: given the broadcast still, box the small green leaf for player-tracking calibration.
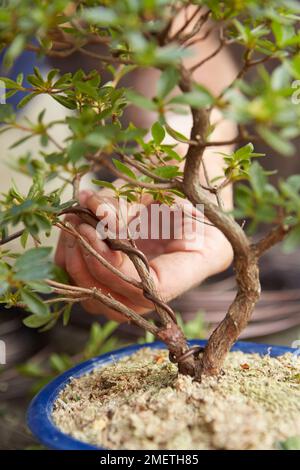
[27,281,52,294]
[235,143,254,160]
[151,122,165,145]
[21,289,50,316]
[125,90,157,111]
[17,362,45,378]
[0,77,18,88]
[18,93,37,109]
[4,35,25,66]
[9,133,34,149]
[154,165,179,179]
[165,123,189,143]
[101,320,119,341]
[283,226,300,253]
[67,140,87,163]
[0,103,15,121]
[92,179,116,190]
[157,68,179,99]
[258,126,295,157]
[112,158,136,180]
[63,304,72,326]
[82,7,118,26]
[23,313,52,328]
[52,94,77,110]
[160,145,182,161]
[249,162,267,198]
[170,85,213,108]
[50,353,72,373]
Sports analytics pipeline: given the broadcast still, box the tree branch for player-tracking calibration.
[60,221,143,290]
[46,279,159,335]
[0,229,25,246]
[253,225,291,257]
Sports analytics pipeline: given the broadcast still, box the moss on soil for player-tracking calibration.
[52,348,300,450]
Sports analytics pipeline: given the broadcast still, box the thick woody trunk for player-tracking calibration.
[195,253,261,379]
[157,322,196,376]
[178,89,263,380]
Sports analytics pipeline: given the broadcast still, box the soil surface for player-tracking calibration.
[52,348,300,450]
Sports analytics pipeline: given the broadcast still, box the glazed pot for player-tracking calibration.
[27,340,297,450]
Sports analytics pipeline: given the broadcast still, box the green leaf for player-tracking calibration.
[4,35,25,66]
[234,143,254,160]
[74,81,98,99]
[17,362,46,378]
[258,126,295,157]
[52,94,77,110]
[52,265,69,284]
[154,165,179,179]
[63,304,72,326]
[14,247,53,281]
[82,7,117,26]
[85,124,124,148]
[0,103,15,121]
[0,77,19,89]
[182,312,206,339]
[271,64,290,90]
[83,321,118,358]
[160,145,182,161]
[249,162,267,198]
[151,122,165,145]
[18,93,37,109]
[9,133,34,149]
[154,44,190,66]
[92,179,116,190]
[125,90,157,111]
[282,226,300,253]
[170,85,213,108]
[27,281,53,294]
[112,158,136,180]
[20,289,50,317]
[67,140,87,163]
[101,320,119,341]
[165,123,189,143]
[23,313,52,328]
[49,353,72,373]
[47,69,59,83]
[157,68,179,99]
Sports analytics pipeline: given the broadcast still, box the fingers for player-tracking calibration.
[149,250,209,301]
[54,214,80,269]
[64,237,148,321]
[144,226,233,302]
[76,223,156,309]
[76,223,207,307]
[54,189,93,268]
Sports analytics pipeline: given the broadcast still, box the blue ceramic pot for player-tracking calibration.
[27,340,295,450]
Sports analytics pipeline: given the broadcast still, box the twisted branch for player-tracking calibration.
[58,204,196,374]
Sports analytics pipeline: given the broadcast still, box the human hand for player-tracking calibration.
[55,189,233,321]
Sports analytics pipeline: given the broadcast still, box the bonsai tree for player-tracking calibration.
[1,0,300,381]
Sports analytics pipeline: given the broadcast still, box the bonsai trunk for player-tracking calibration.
[195,253,261,378]
[157,251,261,381]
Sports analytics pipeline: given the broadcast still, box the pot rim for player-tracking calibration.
[27,339,297,450]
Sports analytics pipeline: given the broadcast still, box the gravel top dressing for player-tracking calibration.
[52,348,300,450]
